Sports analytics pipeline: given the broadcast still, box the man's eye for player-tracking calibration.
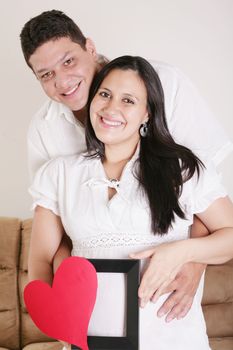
[41,71,53,81]
[123,98,134,104]
[64,58,74,66]
[99,91,110,98]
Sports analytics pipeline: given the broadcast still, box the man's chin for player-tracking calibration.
[63,102,85,111]
[66,98,88,112]
[52,94,87,112]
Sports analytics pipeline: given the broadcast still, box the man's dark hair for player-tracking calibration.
[86,56,203,235]
[20,10,87,67]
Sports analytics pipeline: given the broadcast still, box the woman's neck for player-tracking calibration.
[103,142,139,180]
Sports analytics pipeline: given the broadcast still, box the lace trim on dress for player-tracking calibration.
[72,231,188,250]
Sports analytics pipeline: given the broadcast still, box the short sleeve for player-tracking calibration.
[190,162,228,214]
[28,158,60,216]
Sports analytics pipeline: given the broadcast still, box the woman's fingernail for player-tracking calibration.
[157,310,165,317]
[140,300,145,308]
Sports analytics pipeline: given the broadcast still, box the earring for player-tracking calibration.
[140,122,148,137]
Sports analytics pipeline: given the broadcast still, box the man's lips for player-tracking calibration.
[61,82,81,97]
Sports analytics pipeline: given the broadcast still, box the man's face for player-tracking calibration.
[29,37,98,111]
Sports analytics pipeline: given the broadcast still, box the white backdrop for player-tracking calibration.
[0,0,232,219]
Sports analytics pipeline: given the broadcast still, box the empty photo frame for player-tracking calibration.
[72,258,140,350]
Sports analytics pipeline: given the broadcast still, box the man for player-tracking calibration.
[20,9,232,325]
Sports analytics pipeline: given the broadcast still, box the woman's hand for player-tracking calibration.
[130,240,189,308]
[59,340,71,349]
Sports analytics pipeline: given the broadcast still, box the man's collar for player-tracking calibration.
[44,99,76,125]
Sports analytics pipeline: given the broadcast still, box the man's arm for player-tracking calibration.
[148,61,232,321]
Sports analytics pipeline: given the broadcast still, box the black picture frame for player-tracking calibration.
[72,259,140,350]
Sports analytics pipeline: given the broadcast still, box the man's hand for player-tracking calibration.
[130,241,206,321]
[130,241,189,308]
[156,262,206,322]
[154,216,208,321]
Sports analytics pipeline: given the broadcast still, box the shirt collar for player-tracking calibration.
[44,99,78,126]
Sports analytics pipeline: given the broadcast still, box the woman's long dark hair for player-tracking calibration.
[86,56,203,234]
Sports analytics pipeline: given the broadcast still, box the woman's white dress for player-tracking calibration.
[29,152,226,350]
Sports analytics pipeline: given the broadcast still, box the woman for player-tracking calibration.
[29,56,233,349]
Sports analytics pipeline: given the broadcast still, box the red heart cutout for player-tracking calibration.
[24,256,97,350]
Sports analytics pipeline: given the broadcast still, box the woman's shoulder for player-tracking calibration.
[45,152,96,168]
[181,161,227,213]
[32,153,101,193]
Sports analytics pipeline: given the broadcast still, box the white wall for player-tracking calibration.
[0,0,232,219]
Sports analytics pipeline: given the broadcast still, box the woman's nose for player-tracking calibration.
[103,98,120,114]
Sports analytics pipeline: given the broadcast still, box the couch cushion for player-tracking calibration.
[0,217,21,350]
[209,337,233,350]
[22,341,62,350]
[202,260,233,339]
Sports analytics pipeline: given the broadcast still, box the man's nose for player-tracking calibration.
[54,71,71,90]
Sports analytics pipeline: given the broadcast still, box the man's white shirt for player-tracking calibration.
[28,60,233,181]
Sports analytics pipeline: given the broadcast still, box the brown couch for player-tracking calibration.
[0,217,233,350]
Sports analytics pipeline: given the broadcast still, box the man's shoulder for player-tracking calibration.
[28,99,72,139]
[32,99,52,121]
[147,59,187,84]
[31,99,65,123]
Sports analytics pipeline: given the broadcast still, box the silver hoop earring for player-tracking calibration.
[140,122,148,137]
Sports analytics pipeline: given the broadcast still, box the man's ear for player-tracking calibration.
[85,38,97,58]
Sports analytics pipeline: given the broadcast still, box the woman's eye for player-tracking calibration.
[123,98,134,104]
[99,91,110,98]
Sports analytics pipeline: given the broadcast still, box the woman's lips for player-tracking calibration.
[101,117,123,127]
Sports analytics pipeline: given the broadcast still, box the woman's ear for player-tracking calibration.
[85,38,97,59]
[143,113,149,124]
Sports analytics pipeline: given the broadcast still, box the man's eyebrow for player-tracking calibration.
[36,51,72,74]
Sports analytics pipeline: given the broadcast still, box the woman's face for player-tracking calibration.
[90,68,148,149]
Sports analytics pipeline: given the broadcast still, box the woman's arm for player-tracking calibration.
[53,234,72,274]
[187,196,233,264]
[28,205,65,285]
[131,196,233,307]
